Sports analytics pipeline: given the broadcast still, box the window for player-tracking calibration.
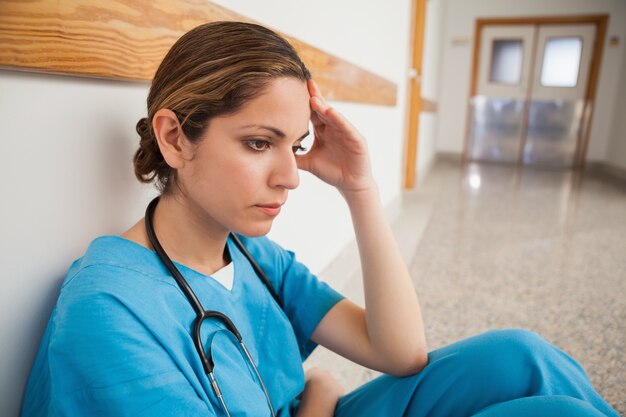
[540,37,582,87]
[489,39,523,85]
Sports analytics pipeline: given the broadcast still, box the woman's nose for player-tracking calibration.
[269,151,300,190]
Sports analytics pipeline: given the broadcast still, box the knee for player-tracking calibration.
[454,329,553,376]
[428,328,551,372]
[484,329,554,365]
[484,328,549,358]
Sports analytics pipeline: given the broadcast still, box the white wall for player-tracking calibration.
[417,0,445,182]
[1,1,413,415]
[606,37,626,170]
[0,71,156,417]
[436,0,626,164]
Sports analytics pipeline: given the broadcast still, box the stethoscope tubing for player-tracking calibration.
[144,196,277,417]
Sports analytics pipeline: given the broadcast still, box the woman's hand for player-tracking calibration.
[295,367,345,417]
[296,80,376,196]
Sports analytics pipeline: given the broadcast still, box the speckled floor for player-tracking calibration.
[306,160,626,414]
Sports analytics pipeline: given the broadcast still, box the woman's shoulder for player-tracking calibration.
[60,235,179,298]
[53,236,189,337]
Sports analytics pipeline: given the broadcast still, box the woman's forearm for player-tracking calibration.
[302,78,426,374]
[342,185,427,374]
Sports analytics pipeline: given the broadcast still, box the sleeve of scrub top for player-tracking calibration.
[47,269,217,417]
[241,236,346,360]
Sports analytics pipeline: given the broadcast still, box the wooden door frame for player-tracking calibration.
[403,0,427,189]
[464,15,608,168]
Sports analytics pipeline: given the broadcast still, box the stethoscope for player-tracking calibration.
[145,197,280,417]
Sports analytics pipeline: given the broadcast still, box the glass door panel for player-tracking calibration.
[540,37,583,87]
[467,97,525,162]
[523,99,585,166]
[477,26,534,100]
[490,40,524,85]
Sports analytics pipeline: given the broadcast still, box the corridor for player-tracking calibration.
[308,160,626,414]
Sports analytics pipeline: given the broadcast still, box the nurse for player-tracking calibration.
[21,21,618,417]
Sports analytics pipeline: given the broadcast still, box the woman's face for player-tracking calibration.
[177,77,311,237]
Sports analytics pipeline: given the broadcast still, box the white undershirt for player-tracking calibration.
[210,261,234,291]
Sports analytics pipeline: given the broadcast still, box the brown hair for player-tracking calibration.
[134,21,311,194]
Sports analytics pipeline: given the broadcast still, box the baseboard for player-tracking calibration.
[587,161,626,184]
[436,151,463,163]
[435,154,626,185]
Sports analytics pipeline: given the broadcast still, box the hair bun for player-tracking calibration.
[133,117,163,187]
[136,117,151,139]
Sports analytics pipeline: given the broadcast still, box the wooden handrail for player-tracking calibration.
[0,0,396,106]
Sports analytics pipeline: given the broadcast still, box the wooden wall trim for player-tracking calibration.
[0,0,396,106]
[475,15,609,27]
[421,98,437,113]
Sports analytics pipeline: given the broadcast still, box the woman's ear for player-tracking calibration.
[152,108,190,169]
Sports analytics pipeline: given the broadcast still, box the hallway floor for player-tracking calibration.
[306,160,626,414]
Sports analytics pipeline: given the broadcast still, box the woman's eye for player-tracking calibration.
[292,145,308,155]
[245,140,271,151]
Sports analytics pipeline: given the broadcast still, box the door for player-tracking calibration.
[523,24,596,166]
[467,21,597,168]
[469,25,534,163]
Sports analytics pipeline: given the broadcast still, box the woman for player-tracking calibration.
[21,21,618,417]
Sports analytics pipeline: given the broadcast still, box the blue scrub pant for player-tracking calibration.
[334,329,619,417]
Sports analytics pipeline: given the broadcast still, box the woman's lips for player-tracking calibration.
[255,204,282,216]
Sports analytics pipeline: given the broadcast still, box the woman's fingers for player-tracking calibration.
[307,79,323,100]
[311,96,333,125]
[295,151,311,172]
[308,79,362,146]
[310,95,345,131]
[310,99,326,127]
[308,80,332,120]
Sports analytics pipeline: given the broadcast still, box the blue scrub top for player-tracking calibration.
[22,235,345,416]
